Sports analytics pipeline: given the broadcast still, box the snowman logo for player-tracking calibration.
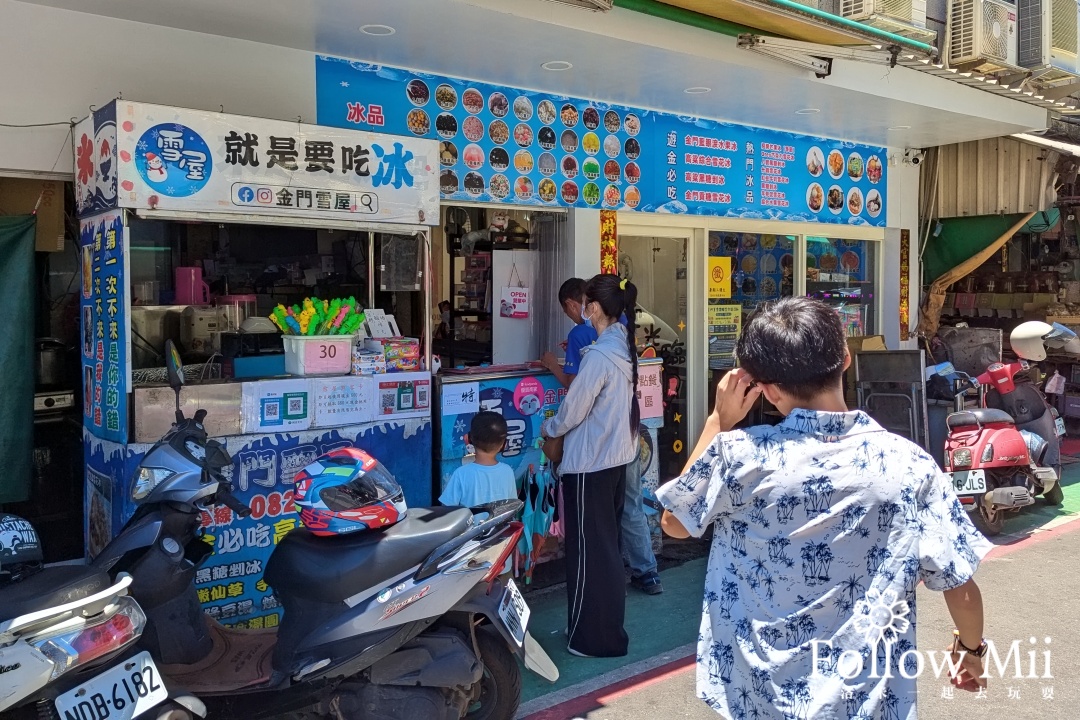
[144,152,168,182]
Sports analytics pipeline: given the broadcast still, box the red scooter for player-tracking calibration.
[944,322,1072,535]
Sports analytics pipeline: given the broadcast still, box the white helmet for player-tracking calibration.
[1010,321,1080,361]
[1011,321,1053,361]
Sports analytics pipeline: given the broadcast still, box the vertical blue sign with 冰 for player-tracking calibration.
[79,210,128,443]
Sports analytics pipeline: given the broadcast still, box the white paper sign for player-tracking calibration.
[499,287,530,319]
[241,379,312,433]
[365,308,395,338]
[442,382,480,415]
[112,101,439,226]
[314,376,374,427]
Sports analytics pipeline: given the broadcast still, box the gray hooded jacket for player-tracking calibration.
[541,323,637,475]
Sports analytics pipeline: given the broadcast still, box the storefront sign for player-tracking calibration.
[74,104,119,217]
[86,420,433,629]
[708,257,731,299]
[499,286,530,318]
[637,363,664,420]
[79,210,129,443]
[600,210,618,275]
[315,57,887,226]
[76,100,440,226]
[900,229,911,340]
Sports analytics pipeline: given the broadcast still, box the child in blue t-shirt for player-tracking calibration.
[440,411,517,507]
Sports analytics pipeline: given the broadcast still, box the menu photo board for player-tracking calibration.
[317,59,646,210]
[316,57,888,226]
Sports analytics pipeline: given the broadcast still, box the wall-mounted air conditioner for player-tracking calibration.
[792,0,842,15]
[949,0,1020,72]
[1018,0,1080,82]
[841,0,938,40]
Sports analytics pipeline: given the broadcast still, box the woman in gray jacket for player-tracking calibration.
[541,274,639,658]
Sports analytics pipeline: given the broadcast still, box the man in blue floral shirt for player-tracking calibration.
[658,297,991,720]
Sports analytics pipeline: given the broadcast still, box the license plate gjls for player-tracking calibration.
[54,651,168,720]
[952,469,987,496]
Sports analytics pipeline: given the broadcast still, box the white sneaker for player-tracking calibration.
[567,646,597,658]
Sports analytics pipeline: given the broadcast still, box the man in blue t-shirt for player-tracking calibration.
[540,278,663,595]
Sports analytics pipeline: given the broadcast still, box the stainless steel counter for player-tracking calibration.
[132,383,242,442]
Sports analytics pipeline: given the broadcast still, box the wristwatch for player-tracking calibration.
[952,630,988,658]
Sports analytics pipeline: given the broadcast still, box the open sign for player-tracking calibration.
[499,286,530,319]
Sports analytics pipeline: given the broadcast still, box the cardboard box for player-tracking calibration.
[0,177,65,252]
[365,337,420,373]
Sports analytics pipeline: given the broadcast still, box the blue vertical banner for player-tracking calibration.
[79,210,128,443]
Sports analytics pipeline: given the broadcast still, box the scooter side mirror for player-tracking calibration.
[165,340,184,414]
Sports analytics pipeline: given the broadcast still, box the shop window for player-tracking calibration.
[806,237,878,337]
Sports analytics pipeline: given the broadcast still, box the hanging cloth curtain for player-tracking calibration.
[0,215,36,503]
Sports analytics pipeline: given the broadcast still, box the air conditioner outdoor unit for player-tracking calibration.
[792,0,842,15]
[949,0,1020,72]
[841,0,939,40]
[1018,0,1080,82]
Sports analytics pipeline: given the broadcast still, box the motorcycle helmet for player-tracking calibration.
[0,513,43,585]
[292,448,407,536]
[1011,321,1054,361]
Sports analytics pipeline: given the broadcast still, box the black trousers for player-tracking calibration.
[562,465,630,658]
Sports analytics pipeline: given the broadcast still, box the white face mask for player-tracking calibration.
[581,303,593,328]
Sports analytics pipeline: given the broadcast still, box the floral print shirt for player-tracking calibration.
[657,409,991,720]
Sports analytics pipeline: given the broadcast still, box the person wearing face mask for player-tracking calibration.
[541,274,641,658]
[540,278,663,596]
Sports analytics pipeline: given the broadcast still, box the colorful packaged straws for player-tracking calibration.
[269,297,366,336]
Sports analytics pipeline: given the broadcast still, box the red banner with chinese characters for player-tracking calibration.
[600,210,618,275]
[900,229,910,340]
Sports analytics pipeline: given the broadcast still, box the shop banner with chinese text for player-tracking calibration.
[316,57,887,226]
[79,210,129,443]
[95,101,440,226]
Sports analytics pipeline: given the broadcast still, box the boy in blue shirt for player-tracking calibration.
[440,411,517,508]
[540,278,663,595]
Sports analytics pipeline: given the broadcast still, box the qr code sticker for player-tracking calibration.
[416,384,429,409]
[263,400,281,421]
[287,396,305,415]
[381,391,395,414]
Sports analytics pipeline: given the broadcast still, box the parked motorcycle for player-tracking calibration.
[0,514,202,720]
[89,341,557,720]
[944,321,1075,535]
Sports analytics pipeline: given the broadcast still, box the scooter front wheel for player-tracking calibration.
[465,627,522,720]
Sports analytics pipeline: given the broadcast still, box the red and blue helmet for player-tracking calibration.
[293,448,407,536]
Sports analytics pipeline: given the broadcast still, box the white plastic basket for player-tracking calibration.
[283,335,353,376]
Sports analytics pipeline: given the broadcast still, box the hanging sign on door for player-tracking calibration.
[499,287,530,319]
[708,257,731,299]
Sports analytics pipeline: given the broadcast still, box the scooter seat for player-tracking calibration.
[0,565,112,622]
[947,408,1015,428]
[264,507,473,604]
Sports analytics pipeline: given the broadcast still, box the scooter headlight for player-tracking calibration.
[131,467,176,501]
[952,448,973,468]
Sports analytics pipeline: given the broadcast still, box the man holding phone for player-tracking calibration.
[658,297,989,718]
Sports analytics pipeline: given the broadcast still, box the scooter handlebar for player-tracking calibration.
[218,491,252,518]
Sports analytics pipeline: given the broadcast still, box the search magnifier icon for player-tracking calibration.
[359,193,376,212]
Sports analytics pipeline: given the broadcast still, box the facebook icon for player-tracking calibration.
[237,186,255,203]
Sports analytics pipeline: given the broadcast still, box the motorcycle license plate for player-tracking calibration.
[1056,416,1067,437]
[498,578,531,647]
[55,652,167,720]
[952,470,987,496]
